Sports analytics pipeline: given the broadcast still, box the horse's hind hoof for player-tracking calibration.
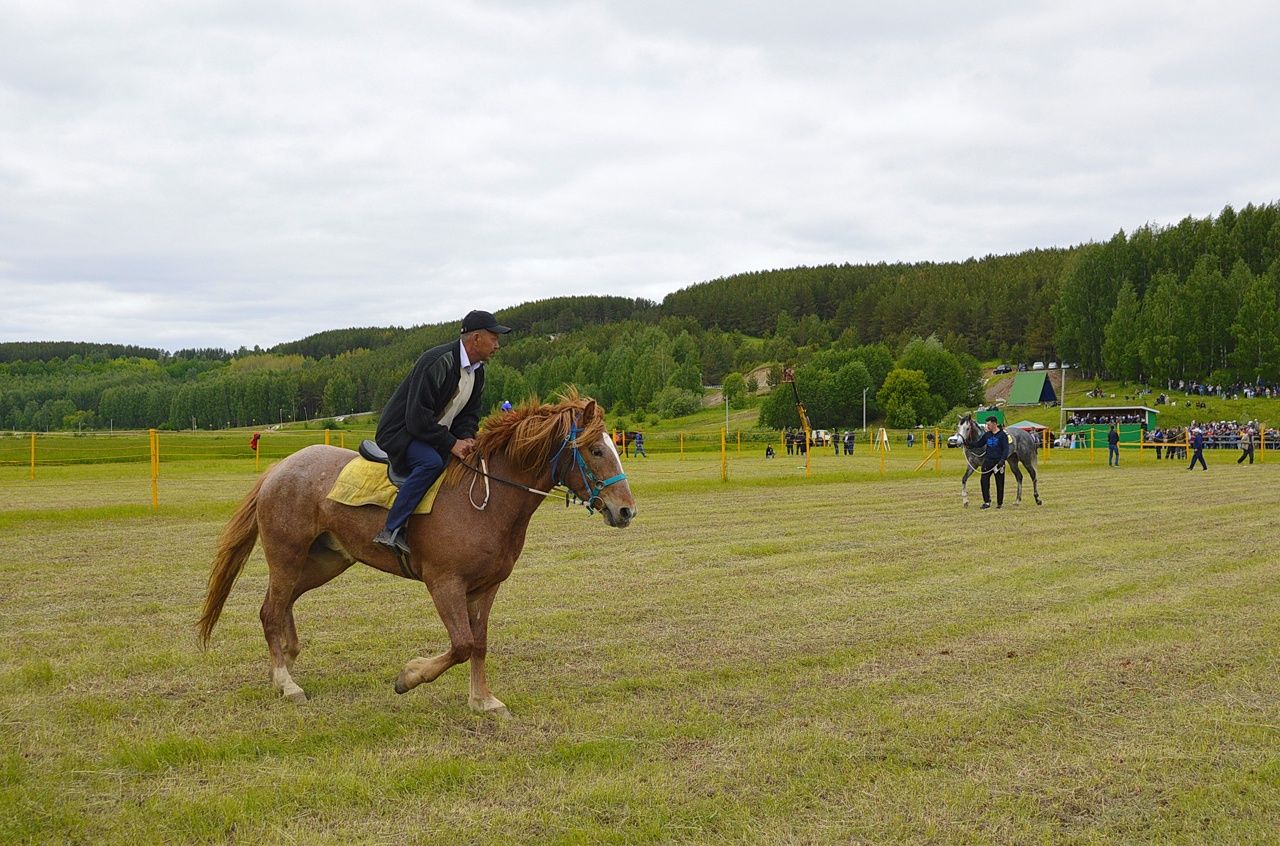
[394,676,410,695]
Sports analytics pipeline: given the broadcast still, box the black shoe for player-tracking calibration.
[373,527,411,556]
[980,503,991,510]
[996,504,1002,509]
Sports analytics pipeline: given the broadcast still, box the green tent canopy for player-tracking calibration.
[1007,372,1057,405]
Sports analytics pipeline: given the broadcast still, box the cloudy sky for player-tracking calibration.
[2,1,1277,351]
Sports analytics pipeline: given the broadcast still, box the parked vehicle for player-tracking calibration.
[1032,361,1045,370]
[993,364,1013,374]
[1048,361,1058,369]
[810,429,831,446]
[1018,363,1028,371]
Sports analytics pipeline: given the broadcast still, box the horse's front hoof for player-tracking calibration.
[1036,498,1043,506]
[281,685,307,704]
[394,672,414,695]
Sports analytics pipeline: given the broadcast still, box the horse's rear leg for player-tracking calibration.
[395,577,474,696]
[259,535,312,703]
[465,584,508,718]
[1009,461,1024,505]
[1028,464,1043,505]
[281,538,357,671]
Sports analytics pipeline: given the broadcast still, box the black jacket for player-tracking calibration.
[376,339,485,473]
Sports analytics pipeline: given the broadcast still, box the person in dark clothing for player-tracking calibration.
[1187,428,1207,471]
[373,310,511,555]
[979,417,1009,509]
[1107,424,1120,466]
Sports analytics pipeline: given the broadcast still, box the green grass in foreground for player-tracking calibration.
[1,449,1278,844]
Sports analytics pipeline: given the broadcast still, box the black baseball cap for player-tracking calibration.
[460,310,512,334]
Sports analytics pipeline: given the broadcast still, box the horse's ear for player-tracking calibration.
[583,399,598,422]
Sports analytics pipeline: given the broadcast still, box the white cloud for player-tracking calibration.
[1,1,1277,349]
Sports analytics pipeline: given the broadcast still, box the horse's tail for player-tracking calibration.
[198,475,265,648]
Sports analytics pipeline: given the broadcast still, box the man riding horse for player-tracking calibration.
[373,310,512,555]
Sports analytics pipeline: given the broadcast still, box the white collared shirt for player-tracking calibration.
[439,339,481,429]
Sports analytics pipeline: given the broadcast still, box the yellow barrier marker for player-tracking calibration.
[29,433,36,480]
[149,429,159,511]
[720,428,728,482]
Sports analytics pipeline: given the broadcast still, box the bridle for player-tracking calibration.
[547,416,627,515]
[459,412,627,515]
[958,417,999,476]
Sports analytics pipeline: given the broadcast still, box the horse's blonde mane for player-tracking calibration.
[441,388,605,487]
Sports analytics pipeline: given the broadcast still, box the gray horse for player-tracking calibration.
[956,414,1043,507]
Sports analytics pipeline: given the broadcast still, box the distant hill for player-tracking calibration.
[4,201,1279,432]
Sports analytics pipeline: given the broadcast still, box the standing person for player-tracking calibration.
[833,433,840,455]
[1107,424,1120,466]
[785,430,794,456]
[1187,427,1207,471]
[372,310,511,555]
[979,417,1009,510]
[634,431,647,458]
[1237,426,1255,464]
[844,430,854,455]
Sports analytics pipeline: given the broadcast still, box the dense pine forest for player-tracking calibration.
[3,203,1278,432]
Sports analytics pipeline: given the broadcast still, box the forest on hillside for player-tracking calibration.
[2,203,1278,432]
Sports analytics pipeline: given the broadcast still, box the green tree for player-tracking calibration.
[322,372,357,415]
[1138,271,1189,384]
[876,368,931,427]
[1101,280,1142,382]
[722,372,748,408]
[1230,271,1280,382]
[1185,254,1235,375]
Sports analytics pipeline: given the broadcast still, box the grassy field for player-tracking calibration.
[2,445,1279,844]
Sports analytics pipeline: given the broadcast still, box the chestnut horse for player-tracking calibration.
[198,394,635,716]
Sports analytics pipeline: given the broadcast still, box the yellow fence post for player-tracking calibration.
[340,431,346,449]
[780,429,785,453]
[324,430,331,446]
[737,431,741,453]
[680,433,685,460]
[149,429,159,511]
[935,428,941,474]
[29,432,36,480]
[720,428,728,482]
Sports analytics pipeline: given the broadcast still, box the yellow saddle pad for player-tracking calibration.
[326,456,445,514]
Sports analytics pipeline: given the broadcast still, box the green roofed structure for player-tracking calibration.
[1007,371,1057,405]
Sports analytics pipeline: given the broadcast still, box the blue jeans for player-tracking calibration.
[1108,444,1119,465]
[384,440,445,533]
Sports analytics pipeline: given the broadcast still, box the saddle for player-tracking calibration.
[358,439,408,488]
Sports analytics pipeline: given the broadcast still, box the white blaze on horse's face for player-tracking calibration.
[587,431,636,528]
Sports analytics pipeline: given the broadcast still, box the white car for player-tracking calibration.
[1048,362,1058,370]
[1032,361,1045,370]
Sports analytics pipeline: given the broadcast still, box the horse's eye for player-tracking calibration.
[592,447,604,457]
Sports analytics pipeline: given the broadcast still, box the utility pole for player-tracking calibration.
[862,387,869,432]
